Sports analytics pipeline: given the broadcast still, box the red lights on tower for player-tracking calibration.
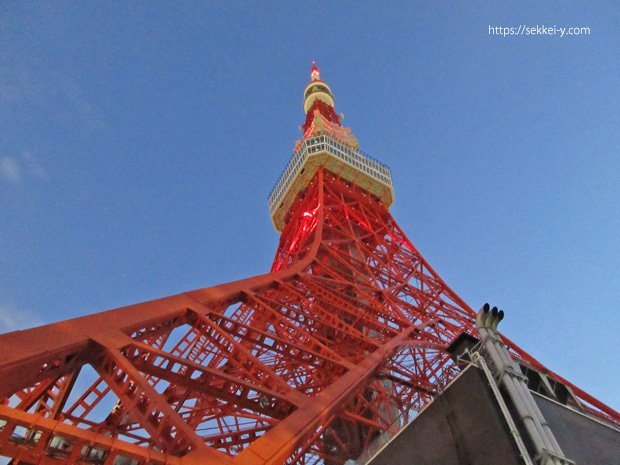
[310,60,321,81]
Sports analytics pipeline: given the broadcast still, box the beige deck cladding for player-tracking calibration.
[269,135,394,231]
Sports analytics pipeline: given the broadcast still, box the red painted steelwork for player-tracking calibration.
[0,167,617,465]
[302,100,342,133]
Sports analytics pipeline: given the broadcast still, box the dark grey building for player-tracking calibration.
[349,307,620,465]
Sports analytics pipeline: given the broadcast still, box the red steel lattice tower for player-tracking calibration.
[0,63,618,465]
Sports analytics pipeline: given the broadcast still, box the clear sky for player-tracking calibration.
[1,1,618,412]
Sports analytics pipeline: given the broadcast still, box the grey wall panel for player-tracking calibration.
[368,367,522,465]
[534,393,620,465]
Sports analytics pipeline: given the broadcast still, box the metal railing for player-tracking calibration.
[268,135,393,214]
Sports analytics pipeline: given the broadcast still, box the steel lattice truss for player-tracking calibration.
[0,168,618,465]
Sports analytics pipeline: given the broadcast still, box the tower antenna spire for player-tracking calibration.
[310,60,321,81]
[299,62,357,148]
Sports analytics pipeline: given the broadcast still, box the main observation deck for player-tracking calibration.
[268,135,394,231]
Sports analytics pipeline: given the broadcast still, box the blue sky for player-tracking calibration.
[0,2,618,411]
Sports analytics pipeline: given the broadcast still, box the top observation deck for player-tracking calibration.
[268,134,394,231]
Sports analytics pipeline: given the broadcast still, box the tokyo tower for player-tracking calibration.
[0,62,617,465]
